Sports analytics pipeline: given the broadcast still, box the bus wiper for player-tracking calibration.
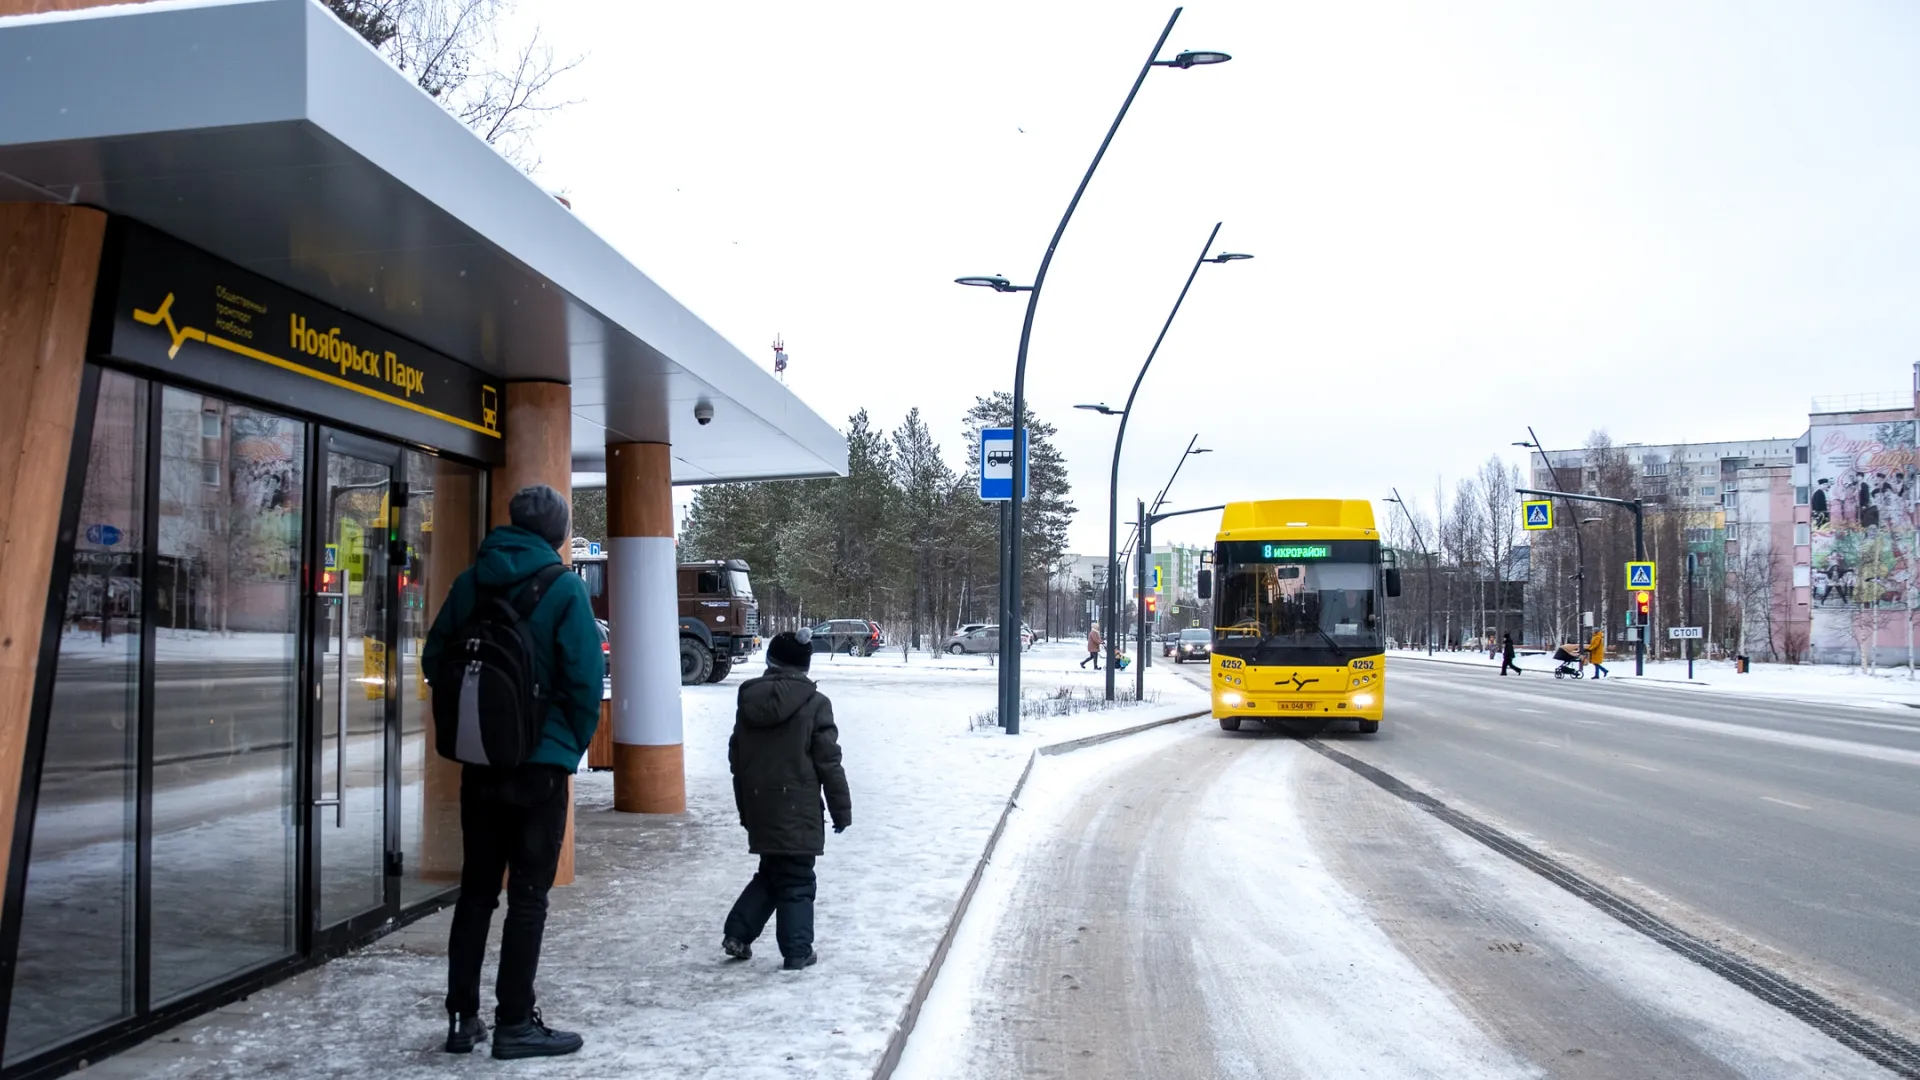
[1313,626,1347,658]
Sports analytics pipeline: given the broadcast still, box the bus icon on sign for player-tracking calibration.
[985,448,1014,468]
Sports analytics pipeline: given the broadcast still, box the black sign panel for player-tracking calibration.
[100,223,502,453]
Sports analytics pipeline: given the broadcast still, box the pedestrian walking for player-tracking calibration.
[424,484,604,1059]
[1082,625,1103,669]
[1499,632,1522,675]
[1587,627,1609,679]
[723,627,853,970]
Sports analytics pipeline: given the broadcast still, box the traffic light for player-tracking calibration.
[1145,595,1158,616]
[1635,590,1651,623]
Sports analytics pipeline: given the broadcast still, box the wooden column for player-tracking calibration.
[607,442,685,813]
[489,380,581,884]
[0,203,107,923]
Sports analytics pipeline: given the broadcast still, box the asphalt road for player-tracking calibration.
[1351,659,1920,1036]
[912,661,1920,1078]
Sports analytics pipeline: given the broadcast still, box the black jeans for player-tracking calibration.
[724,854,817,959]
[446,764,569,1024]
[1500,655,1520,674]
[1080,650,1100,669]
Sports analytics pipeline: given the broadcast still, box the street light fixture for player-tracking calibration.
[1075,403,1123,416]
[1081,221,1249,698]
[954,275,1033,293]
[1156,49,1233,68]
[956,7,1229,733]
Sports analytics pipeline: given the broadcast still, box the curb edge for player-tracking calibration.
[869,707,1208,1079]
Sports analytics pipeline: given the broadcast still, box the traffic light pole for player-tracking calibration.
[1517,487,1645,676]
[1134,502,1228,699]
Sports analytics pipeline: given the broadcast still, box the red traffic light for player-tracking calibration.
[1635,590,1651,615]
[1145,595,1158,614]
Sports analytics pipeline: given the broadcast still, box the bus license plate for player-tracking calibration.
[1274,701,1315,712]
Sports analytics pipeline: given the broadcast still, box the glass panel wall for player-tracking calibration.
[147,389,301,1004]
[397,453,485,906]
[5,371,147,1066]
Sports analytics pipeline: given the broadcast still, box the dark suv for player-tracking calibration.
[1174,627,1212,663]
[810,619,882,656]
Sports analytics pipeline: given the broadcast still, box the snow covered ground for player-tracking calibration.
[86,643,1208,1079]
[895,718,1897,1079]
[1393,647,1920,707]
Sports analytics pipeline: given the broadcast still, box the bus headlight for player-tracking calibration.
[1220,691,1244,707]
[1352,692,1375,708]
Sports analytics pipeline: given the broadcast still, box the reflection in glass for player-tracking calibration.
[318,451,391,928]
[6,371,146,1065]
[398,454,484,906]
[147,390,301,1003]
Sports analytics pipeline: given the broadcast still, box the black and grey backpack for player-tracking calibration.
[432,564,567,767]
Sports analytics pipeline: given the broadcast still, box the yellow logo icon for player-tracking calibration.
[131,293,205,358]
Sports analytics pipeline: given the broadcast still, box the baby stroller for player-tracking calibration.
[1551,645,1583,679]
[1114,652,1131,671]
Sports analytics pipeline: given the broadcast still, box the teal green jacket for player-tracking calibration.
[423,525,604,770]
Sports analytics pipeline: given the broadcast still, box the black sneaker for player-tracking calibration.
[491,1008,584,1060]
[722,936,752,960]
[445,1013,487,1054]
[782,950,818,971]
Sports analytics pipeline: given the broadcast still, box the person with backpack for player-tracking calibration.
[722,628,852,970]
[423,484,603,1060]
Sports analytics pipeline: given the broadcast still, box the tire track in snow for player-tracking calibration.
[1306,739,1920,1078]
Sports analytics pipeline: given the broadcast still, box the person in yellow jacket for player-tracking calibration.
[1587,629,1609,679]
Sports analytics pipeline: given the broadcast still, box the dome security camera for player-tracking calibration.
[694,400,714,426]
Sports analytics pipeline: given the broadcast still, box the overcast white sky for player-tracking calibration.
[521,0,1920,553]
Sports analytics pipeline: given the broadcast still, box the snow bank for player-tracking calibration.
[1392,647,1920,707]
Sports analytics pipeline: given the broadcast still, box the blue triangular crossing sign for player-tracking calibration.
[1525,503,1550,527]
[1627,562,1655,589]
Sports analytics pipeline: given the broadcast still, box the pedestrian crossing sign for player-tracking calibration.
[1626,561,1656,590]
[1522,500,1553,530]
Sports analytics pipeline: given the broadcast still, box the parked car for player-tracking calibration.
[1173,627,1212,663]
[810,619,882,656]
[943,625,1000,654]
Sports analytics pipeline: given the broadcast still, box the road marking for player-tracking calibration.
[1760,795,1812,810]
[1573,719,1612,726]
[1625,762,1662,772]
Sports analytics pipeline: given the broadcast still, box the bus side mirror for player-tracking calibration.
[1385,568,1403,598]
[1197,568,1212,601]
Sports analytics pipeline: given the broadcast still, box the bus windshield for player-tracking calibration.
[1213,539,1381,664]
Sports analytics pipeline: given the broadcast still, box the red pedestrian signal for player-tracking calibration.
[1145,595,1158,615]
[1635,590,1651,620]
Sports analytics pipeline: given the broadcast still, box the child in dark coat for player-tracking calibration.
[723,628,853,969]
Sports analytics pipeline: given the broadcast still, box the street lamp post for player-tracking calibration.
[1514,428,1587,642]
[1074,227,1247,700]
[1384,488,1434,655]
[954,8,1230,733]
[1517,486,1646,676]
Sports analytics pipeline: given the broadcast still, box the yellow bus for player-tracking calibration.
[1198,499,1400,734]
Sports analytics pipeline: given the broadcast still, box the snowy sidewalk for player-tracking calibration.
[1391,648,1920,708]
[87,645,1208,1079]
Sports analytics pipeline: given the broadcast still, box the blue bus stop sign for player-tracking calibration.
[978,427,1029,502]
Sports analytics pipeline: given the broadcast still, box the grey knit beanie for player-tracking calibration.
[508,484,570,549]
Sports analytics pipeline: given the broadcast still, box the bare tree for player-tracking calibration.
[1729,530,1785,661]
[324,0,583,171]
